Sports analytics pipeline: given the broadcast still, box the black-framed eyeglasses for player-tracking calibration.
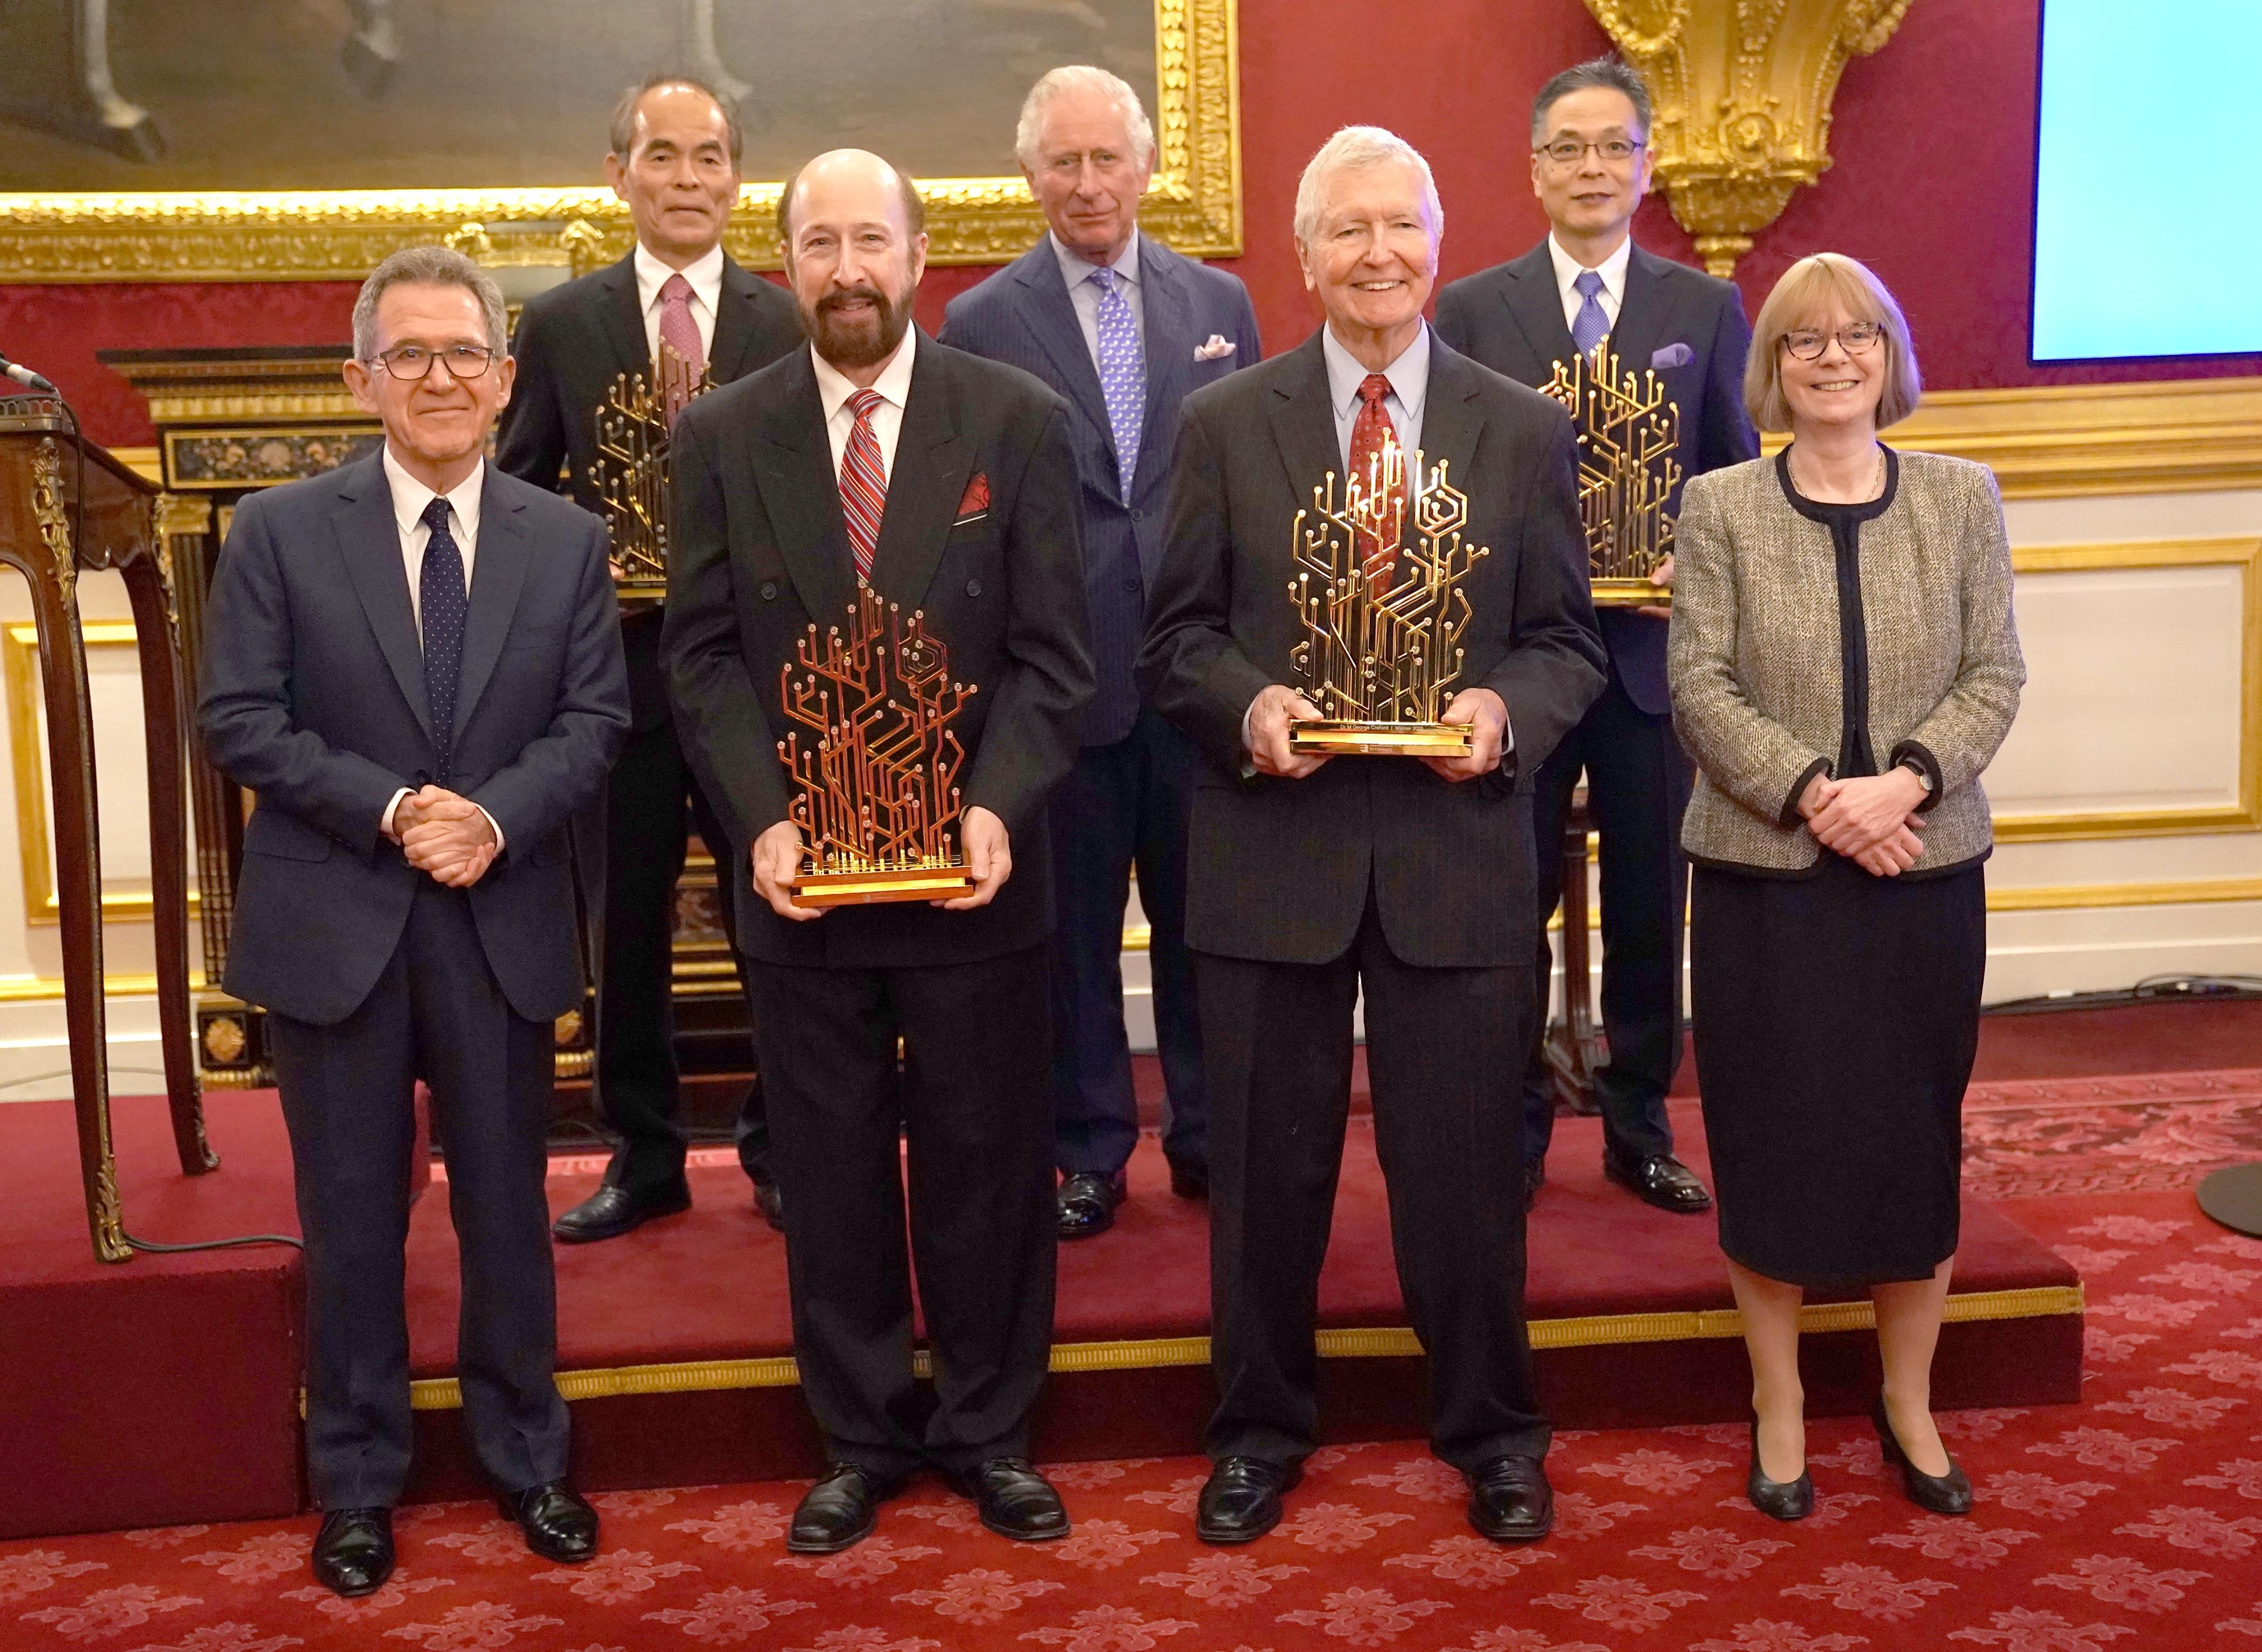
[1781,322,1885,361]
[365,343,497,381]
[1535,137,1644,167]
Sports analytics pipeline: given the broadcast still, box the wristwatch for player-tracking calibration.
[1898,756,1934,795]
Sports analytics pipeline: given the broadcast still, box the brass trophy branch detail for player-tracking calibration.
[586,344,710,604]
[1543,341,1682,608]
[1286,441,1488,757]
[778,584,977,907]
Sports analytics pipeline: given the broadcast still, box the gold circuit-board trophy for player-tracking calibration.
[586,341,712,606]
[1542,341,1683,607]
[1286,437,1490,756]
[777,584,978,907]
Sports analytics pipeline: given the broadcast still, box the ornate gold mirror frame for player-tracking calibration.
[1585,0,1916,277]
[0,0,1240,281]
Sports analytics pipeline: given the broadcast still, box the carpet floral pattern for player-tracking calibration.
[10,1074,2262,1649]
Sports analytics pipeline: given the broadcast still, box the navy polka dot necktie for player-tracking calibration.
[419,495,467,771]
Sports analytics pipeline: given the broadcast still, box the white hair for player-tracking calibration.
[1014,65,1156,170]
[1292,126,1444,249]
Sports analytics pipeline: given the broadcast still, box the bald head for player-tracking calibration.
[776,148,926,244]
[779,149,928,379]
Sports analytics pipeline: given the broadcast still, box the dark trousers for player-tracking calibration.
[1523,667,1692,1166]
[1199,896,1549,1473]
[1047,706,1207,1175]
[270,879,568,1510]
[594,715,770,1199]
[746,944,1056,1479]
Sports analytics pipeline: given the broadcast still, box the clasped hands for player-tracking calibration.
[1245,683,1508,783]
[1799,766,1929,877]
[385,785,498,888]
[751,805,1012,922]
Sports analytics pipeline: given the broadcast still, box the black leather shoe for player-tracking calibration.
[1522,1159,1545,1214]
[753,1177,784,1232]
[1873,1396,1972,1515]
[1166,1156,1210,1200]
[788,1463,905,1553]
[1466,1455,1553,1541]
[1603,1152,1714,1214]
[1196,1456,1302,1544]
[499,1482,598,1563]
[1746,1414,1814,1521]
[551,1181,691,1244]
[950,1458,1070,1541]
[1057,1171,1126,1240]
[311,1507,394,1597]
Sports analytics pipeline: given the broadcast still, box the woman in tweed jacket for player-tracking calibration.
[1668,253,2023,1525]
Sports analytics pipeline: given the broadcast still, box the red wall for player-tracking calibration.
[3,0,2249,452]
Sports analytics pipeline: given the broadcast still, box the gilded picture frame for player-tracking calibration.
[0,0,1240,281]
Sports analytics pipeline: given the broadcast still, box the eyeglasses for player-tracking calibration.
[1781,322,1885,361]
[364,344,497,381]
[1535,137,1644,168]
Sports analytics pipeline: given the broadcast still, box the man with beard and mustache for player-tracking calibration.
[663,148,1094,1553]
[498,75,802,1246]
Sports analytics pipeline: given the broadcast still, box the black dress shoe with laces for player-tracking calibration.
[1466,1455,1553,1541]
[1166,1156,1210,1200]
[950,1458,1070,1541]
[788,1463,905,1553]
[1873,1396,1973,1515]
[551,1180,691,1244]
[753,1177,784,1232]
[1745,1414,1814,1521]
[311,1507,394,1597]
[499,1482,599,1563]
[1056,1170,1127,1240]
[1195,1456,1302,1544]
[1603,1152,1714,1214]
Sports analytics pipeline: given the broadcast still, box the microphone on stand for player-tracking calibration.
[0,354,58,394]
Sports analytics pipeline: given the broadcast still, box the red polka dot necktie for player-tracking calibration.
[1348,372,1406,598]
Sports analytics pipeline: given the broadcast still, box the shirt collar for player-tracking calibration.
[810,325,919,425]
[1321,320,1431,425]
[382,445,484,542]
[1051,228,1142,294]
[1548,232,1634,310]
[634,241,726,315]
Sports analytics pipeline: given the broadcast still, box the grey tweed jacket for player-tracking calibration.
[1668,448,2024,875]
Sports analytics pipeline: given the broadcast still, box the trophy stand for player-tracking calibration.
[587,345,711,607]
[1543,342,1683,608]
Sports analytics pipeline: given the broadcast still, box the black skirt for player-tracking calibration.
[1689,853,1986,1290]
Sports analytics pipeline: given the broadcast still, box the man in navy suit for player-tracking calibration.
[199,247,630,1597]
[1435,56,1758,1216]
[941,65,1261,1239]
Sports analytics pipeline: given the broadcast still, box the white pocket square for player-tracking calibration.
[1195,335,1237,362]
[1650,343,1694,370]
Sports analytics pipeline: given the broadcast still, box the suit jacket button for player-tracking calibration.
[1123,576,1141,593]
[1129,508,1143,522]
[965,579,982,598]
[759,581,779,600]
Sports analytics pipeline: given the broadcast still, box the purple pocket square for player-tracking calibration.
[1650,343,1695,370]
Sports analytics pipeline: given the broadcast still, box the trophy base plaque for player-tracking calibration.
[1289,720,1474,757]
[789,864,976,908]
[1589,578,1670,609]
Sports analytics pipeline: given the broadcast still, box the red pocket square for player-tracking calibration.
[956,472,991,520]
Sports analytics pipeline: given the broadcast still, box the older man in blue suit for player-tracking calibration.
[942,65,1261,1239]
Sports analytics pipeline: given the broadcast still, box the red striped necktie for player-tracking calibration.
[839,387,887,583]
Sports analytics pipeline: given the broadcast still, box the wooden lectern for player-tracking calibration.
[0,399,214,1262]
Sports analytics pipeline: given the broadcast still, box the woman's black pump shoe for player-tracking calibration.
[1872,1396,1972,1515]
[1746,1413,1814,1521]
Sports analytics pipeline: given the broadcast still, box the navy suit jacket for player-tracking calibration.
[1435,241,1759,715]
[939,235,1260,745]
[197,454,631,1027]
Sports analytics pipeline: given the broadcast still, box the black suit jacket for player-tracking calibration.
[1434,241,1759,714]
[495,250,804,730]
[1137,329,1607,969]
[939,236,1261,744]
[662,333,1095,970]
[197,455,631,1025]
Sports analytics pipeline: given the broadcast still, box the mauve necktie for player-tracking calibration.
[658,271,704,426]
[418,495,468,771]
[1571,268,1610,357]
[839,388,887,583]
[1346,372,1405,597]
[1087,265,1145,496]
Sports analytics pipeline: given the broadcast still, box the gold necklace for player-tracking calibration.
[1790,443,1886,503]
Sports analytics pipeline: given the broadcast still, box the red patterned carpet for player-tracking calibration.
[9,1072,2262,1650]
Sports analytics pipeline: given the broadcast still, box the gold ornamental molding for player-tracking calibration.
[0,0,1241,282]
[1585,0,1915,277]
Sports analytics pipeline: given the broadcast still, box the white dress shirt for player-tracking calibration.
[1548,232,1633,335]
[633,241,724,371]
[811,326,918,489]
[1051,228,1145,364]
[1321,319,1429,475]
[378,444,503,846]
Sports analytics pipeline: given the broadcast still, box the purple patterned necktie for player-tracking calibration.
[658,272,704,426]
[1088,265,1144,496]
[1571,268,1609,357]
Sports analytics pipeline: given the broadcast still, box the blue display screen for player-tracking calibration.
[2032,0,2262,362]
